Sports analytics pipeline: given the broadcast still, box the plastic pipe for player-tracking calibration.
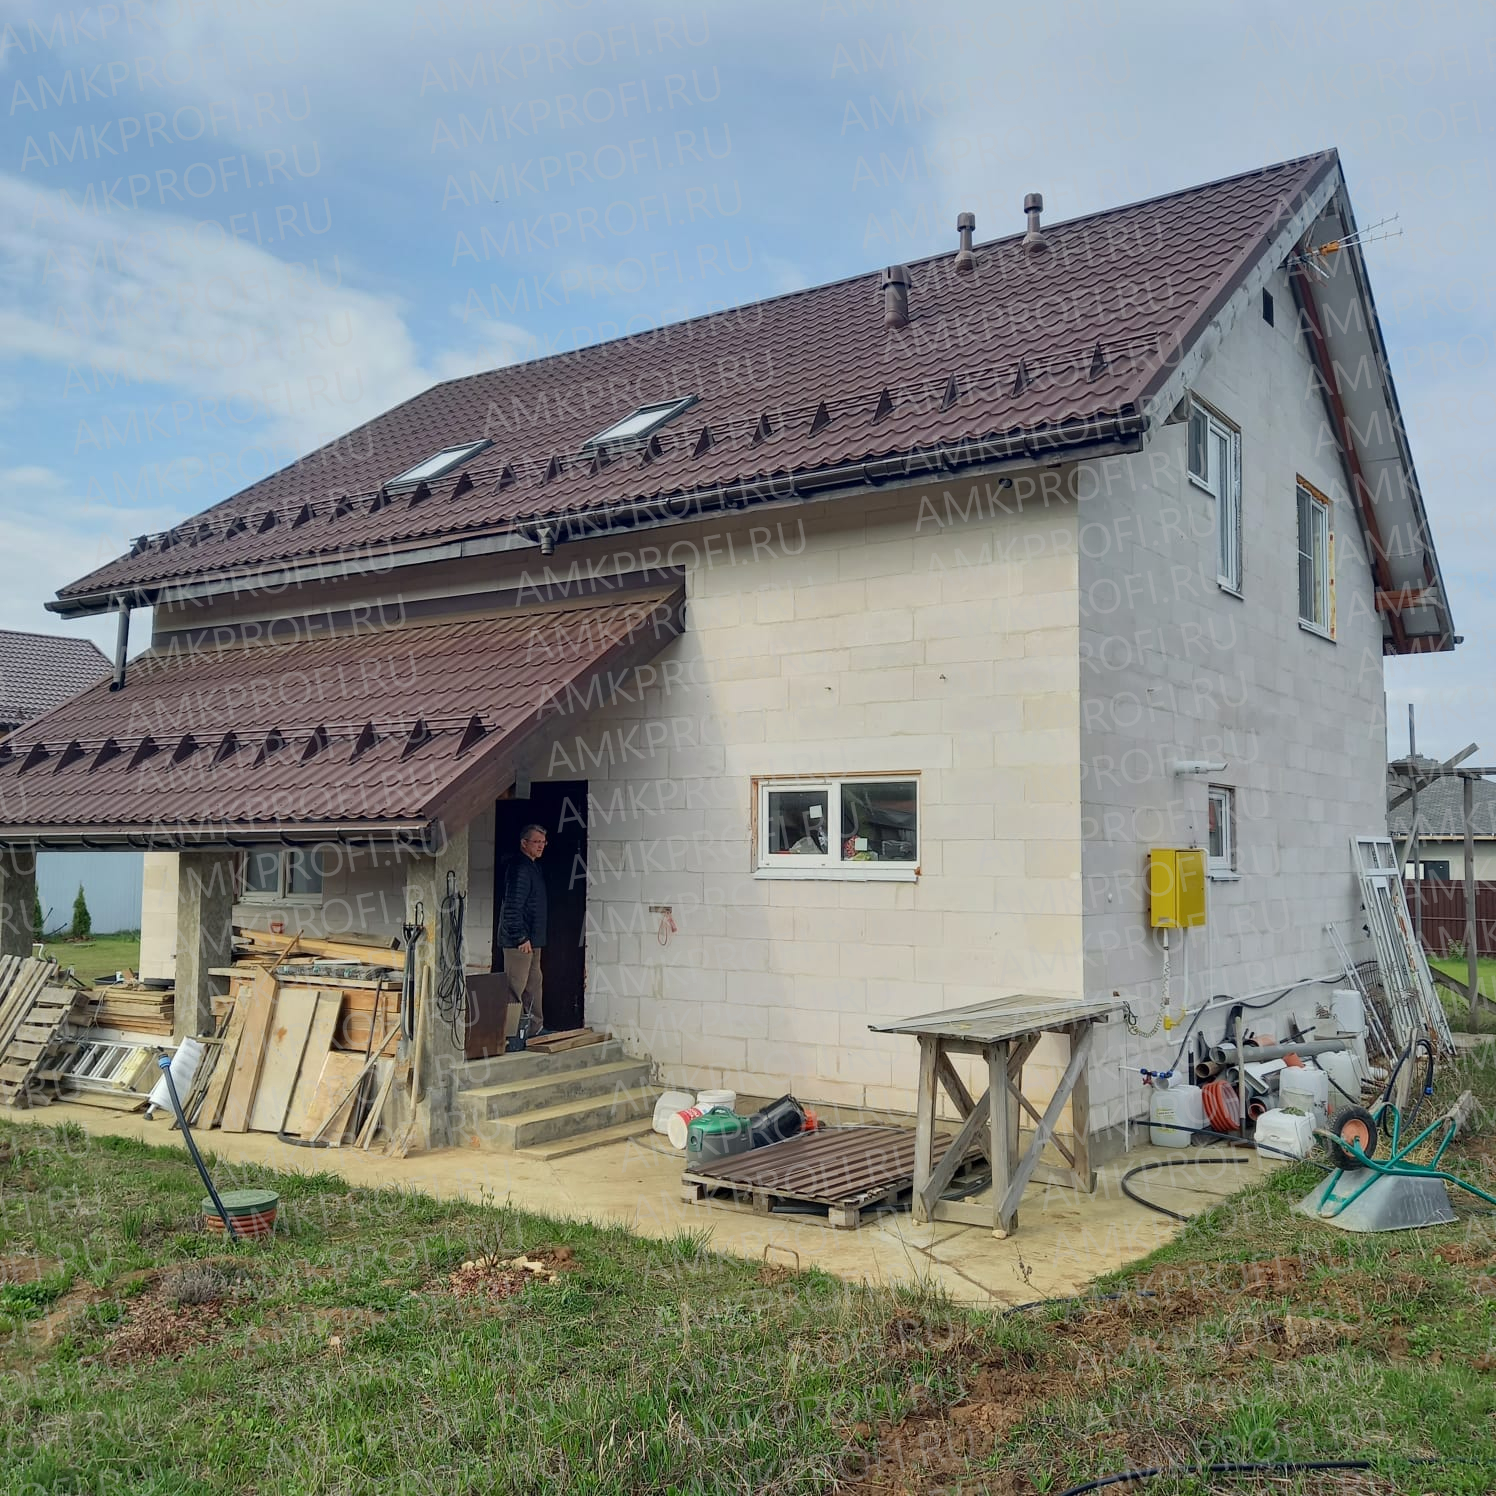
[1211,1038,1350,1064]
[156,1054,236,1240]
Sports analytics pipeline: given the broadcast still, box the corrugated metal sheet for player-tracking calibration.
[685,1126,944,1208]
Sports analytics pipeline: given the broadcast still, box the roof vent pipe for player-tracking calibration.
[537,526,557,556]
[880,265,911,329]
[109,598,130,693]
[1022,192,1048,254]
[954,212,976,273]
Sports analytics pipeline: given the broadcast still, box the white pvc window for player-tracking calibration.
[241,847,326,903]
[1207,786,1235,876]
[1187,400,1242,593]
[1297,481,1333,636]
[583,397,694,448]
[387,440,491,489]
[755,776,919,881]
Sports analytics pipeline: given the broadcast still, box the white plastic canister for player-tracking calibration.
[695,1088,736,1114]
[1319,1050,1362,1112]
[1254,1107,1316,1160]
[147,1036,206,1115]
[1279,1065,1330,1128]
[1150,1082,1206,1147]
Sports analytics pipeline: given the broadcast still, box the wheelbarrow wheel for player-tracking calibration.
[1328,1106,1379,1171]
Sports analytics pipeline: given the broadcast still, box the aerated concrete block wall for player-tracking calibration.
[518,479,1086,1115]
[1079,264,1388,1134]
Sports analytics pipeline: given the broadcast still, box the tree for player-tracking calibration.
[32,893,43,942]
[70,883,92,941]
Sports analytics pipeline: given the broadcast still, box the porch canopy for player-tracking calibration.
[0,582,683,849]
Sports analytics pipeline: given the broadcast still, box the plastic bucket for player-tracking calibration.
[667,1107,704,1151]
[695,1089,736,1113]
[686,1111,752,1164]
[202,1188,278,1240]
[653,1091,695,1135]
[748,1094,806,1149]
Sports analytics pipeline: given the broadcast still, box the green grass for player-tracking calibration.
[2,1053,1494,1493]
[38,931,142,986]
[1431,956,1496,1034]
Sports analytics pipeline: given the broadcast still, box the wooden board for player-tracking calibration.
[248,986,321,1133]
[284,991,342,1136]
[199,994,250,1128]
[297,1051,367,1144]
[219,970,278,1133]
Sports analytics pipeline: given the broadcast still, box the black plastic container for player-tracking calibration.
[748,1094,806,1149]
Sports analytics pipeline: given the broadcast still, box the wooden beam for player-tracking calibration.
[911,1035,939,1225]
[997,1024,1094,1232]
[1377,587,1430,613]
[917,1084,990,1217]
[990,1041,1014,1237]
[1386,743,1478,813]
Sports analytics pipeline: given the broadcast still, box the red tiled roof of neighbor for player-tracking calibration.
[0,630,110,731]
[0,587,681,843]
[53,153,1339,609]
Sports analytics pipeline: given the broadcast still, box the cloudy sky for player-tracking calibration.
[1,0,1492,757]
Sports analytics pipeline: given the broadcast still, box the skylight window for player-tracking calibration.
[386,440,491,489]
[583,397,695,448]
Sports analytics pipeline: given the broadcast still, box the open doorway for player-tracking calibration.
[491,779,589,1036]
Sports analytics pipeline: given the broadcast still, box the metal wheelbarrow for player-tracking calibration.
[1295,1101,1496,1233]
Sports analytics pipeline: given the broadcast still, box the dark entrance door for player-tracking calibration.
[491,780,589,1035]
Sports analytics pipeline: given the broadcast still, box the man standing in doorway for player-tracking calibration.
[500,823,551,1040]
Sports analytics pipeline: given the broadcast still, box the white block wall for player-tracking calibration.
[1078,264,1388,1131]
[523,483,1084,1113]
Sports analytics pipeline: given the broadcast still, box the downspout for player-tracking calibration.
[109,597,130,692]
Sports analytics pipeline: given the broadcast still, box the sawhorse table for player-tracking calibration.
[872,994,1117,1237]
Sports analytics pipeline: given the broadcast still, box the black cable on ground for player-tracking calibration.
[1127,1115,1335,1170]
[1058,1456,1436,1495]
[1120,1156,1251,1223]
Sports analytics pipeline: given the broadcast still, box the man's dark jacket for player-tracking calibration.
[499,857,548,948]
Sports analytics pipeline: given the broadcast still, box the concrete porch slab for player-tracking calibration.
[17,1101,1273,1306]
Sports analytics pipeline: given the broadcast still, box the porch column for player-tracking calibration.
[0,845,38,960]
[175,850,235,1040]
[404,820,479,1150]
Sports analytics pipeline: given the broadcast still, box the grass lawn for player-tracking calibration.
[38,931,142,987]
[2,1051,1495,1494]
[1432,957,1496,1034]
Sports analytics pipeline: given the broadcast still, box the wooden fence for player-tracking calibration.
[1405,879,1496,957]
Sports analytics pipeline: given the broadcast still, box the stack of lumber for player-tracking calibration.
[526,1027,603,1055]
[189,929,409,1148]
[0,955,70,1108]
[70,982,174,1036]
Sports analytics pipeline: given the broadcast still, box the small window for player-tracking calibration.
[583,397,695,448]
[241,847,327,903]
[1207,786,1235,876]
[1186,400,1241,593]
[1410,860,1451,881]
[1297,479,1333,635]
[1261,288,1274,326]
[387,440,491,490]
[756,776,919,880]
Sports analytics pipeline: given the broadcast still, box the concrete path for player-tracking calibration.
[21,1102,1272,1305]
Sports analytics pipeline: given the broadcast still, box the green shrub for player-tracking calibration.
[70,884,92,940]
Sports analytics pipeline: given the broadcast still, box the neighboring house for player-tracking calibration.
[0,629,141,936]
[0,629,109,738]
[1388,760,1496,880]
[0,150,1454,1154]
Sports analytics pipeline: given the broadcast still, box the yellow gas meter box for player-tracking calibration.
[1148,848,1207,928]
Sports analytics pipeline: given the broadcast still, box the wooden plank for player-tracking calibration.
[248,986,320,1133]
[219,970,278,1133]
[235,929,404,968]
[933,1050,976,1117]
[297,1051,367,1144]
[1465,774,1481,1024]
[1066,1024,1094,1192]
[918,1083,990,1217]
[199,994,250,1129]
[284,991,341,1136]
[911,1034,939,1225]
[355,1050,401,1149]
[990,1042,1014,1236]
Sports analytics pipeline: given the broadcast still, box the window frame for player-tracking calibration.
[1186,399,1242,595]
[582,396,696,450]
[1206,785,1236,879]
[753,774,920,882]
[239,847,327,905]
[1296,477,1335,639]
[386,440,492,491]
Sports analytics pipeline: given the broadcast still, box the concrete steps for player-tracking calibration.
[454,1038,659,1151]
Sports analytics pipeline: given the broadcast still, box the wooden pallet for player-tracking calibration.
[0,983,77,1107]
[680,1126,969,1231]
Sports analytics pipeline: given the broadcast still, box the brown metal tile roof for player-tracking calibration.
[0,587,681,845]
[54,153,1338,610]
[0,630,110,732]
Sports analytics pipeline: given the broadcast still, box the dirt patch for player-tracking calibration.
[106,1296,224,1365]
[0,1253,62,1286]
[445,1247,576,1302]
